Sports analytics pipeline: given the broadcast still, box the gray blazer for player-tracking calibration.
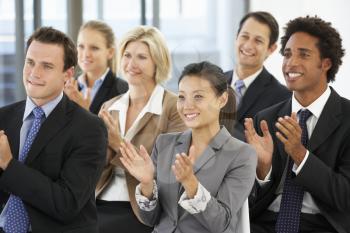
[139,127,257,233]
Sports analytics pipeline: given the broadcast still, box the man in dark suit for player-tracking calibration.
[0,27,107,233]
[225,11,291,140]
[245,16,350,233]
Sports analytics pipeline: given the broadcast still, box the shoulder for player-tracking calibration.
[0,101,25,123]
[101,94,124,110]
[255,98,290,119]
[162,89,178,111]
[67,99,106,130]
[224,70,233,83]
[0,100,25,115]
[113,76,128,91]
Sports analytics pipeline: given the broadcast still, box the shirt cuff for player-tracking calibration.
[178,182,211,214]
[293,150,310,175]
[256,166,272,187]
[135,180,158,211]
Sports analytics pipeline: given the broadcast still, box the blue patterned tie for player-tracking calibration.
[275,109,312,233]
[4,107,45,233]
[234,79,245,106]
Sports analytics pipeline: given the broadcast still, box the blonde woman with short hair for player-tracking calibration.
[95,25,186,233]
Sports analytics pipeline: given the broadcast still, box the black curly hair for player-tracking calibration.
[280,16,345,82]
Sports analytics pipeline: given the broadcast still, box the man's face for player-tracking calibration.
[282,32,331,100]
[23,40,73,106]
[235,17,276,71]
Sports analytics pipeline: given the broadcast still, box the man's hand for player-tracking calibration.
[275,112,307,165]
[0,130,13,170]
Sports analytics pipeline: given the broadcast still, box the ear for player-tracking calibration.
[267,43,278,57]
[63,66,75,82]
[107,47,115,60]
[322,58,332,72]
[218,91,228,109]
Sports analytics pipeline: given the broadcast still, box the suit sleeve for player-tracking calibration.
[0,116,107,223]
[295,133,350,212]
[192,145,257,233]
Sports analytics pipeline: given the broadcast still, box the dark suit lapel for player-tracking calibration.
[25,96,71,164]
[6,102,26,160]
[274,99,292,171]
[89,71,114,113]
[309,89,342,152]
[237,68,271,121]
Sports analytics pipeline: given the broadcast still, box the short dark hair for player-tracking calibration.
[280,16,345,82]
[178,61,227,96]
[26,27,77,71]
[237,11,279,47]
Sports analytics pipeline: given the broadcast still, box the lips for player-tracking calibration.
[27,78,44,86]
[240,49,255,57]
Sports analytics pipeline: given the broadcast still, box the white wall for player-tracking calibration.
[250,0,350,99]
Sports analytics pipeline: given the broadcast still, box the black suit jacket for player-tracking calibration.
[87,70,128,114]
[224,67,291,141]
[249,88,350,233]
[0,95,107,233]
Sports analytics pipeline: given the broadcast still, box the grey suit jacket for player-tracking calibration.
[139,127,257,233]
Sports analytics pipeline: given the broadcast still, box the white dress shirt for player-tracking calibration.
[230,67,263,96]
[258,86,331,214]
[77,68,109,102]
[98,85,165,201]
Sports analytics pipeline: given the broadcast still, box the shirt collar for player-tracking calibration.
[108,84,164,115]
[233,67,263,89]
[23,92,63,121]
[77,68,109,89]
[292,86,331,119]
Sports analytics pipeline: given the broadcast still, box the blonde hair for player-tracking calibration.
[117,26,171,84]
[79,20,117,74]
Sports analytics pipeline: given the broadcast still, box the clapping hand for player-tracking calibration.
[98,109,122,152]
[119,141,155,198]
[172,145,199,198]
[0,130,13,170]
[275,113,306,165]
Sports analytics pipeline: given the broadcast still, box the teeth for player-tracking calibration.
[185,113,198,119]
[241,49,254,56]
[288,72,302,78]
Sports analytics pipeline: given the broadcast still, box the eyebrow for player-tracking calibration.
[284,48,312,53]
[178,89,207,94]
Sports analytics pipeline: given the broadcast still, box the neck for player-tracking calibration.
[294,86,328,107]
[129,83,156,108]
[235,65,262,80]
[84,68,107,87]
[191,123,220,149]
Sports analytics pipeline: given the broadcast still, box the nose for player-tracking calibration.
[183,98,195,110]
[126,57,137,70]
[30,64,42,79]
[284,54,300,67]
[82,48,91,58]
